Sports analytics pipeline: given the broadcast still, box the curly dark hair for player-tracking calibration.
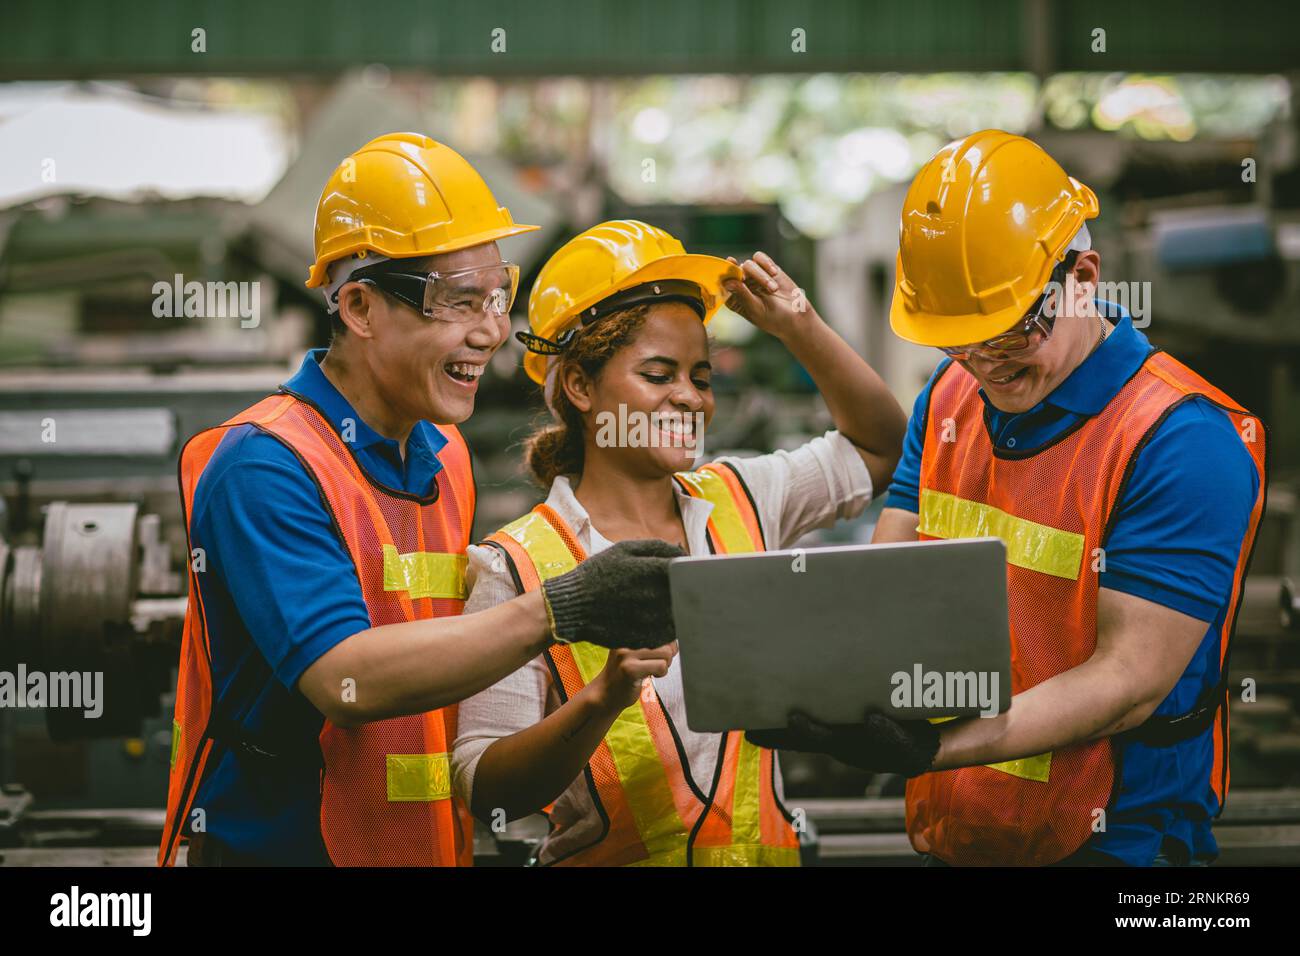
[522,305,651,487]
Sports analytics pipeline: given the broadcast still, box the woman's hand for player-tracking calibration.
[471,639,678,823]
[723,251,817,342]
[589,643,678,712]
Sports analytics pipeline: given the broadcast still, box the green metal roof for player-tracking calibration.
[6,0,1295,78]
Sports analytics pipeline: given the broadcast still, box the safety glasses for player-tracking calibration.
[938,253,1076,361]
[352,261,520,322]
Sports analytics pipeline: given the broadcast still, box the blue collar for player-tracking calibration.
[977,300,1153,418]
[281,348,448,470]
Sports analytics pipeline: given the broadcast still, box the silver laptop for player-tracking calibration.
[668,537,1011,733]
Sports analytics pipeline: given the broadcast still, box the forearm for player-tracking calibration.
[302,590,552,725]
[932,654,1145,771]
[777,313,906,486]
[871,506,920,543]
[470,685,622,821]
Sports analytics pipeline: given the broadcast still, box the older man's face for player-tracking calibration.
[959,252,1103,414]
[345,242,513,425]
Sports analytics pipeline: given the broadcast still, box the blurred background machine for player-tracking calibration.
[2,0,1300,864]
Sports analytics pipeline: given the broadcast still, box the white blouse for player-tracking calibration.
[451,430,873,864]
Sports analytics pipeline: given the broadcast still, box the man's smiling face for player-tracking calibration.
[957,252,1102,414]
[338,242,513,425]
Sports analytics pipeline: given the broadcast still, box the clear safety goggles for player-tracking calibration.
[352,261,520,322]
[938,252,1076,362]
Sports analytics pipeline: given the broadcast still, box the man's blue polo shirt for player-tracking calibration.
[886,303,1260,866]
[186,348,451,864]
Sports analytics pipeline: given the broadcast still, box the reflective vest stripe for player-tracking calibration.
[918,489,1085,581]
[927,715,1052,782]
[919,485,1073,781]
[497,510,575,583]
[569,643,692,862]
[672,464,798,864]
[386,753,452,801]
[492,509,693,864]
[672,464,782,856]
[381,546,468,600]
[485,465,799,866]
[161,392,475,867]
[731,734,763,844]
[907,351,1266,865]
[672,463,764,552]
[489,516,673,862]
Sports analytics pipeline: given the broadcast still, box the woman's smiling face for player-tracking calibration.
[564,303,715,477]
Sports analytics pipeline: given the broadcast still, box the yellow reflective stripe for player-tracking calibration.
[568,640,608,685]
[918,489,1084,581]
[499,512,576,581]
[381,545,468,599]
[386,753,452,802]
[985,752,1052,783]
[627,847,689,867]
[171,719,181,768]
[502,511,689,861]
[674,468,758,554]
[731,738,763,846]
[927,717,1051,782]
[608,708,690,860]
[692,844,801,867]
[569,641,688,860]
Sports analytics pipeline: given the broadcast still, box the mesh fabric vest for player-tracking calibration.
[907,351,1266,865]
[483,463,801,866]
[160,391,476,866]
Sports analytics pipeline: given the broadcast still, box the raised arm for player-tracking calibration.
[724,252,907,492]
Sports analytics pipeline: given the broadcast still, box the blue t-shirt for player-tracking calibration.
[886,303,1260,866]
[187,348,451,864]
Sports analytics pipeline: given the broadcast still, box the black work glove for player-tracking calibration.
[542,539,685,649]
[746,709,941,778]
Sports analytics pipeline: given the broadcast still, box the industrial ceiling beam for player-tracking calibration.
[5,0,1297,79]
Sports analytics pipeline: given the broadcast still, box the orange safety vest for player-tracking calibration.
[483,462,801,866]
[159,389,477,866]
[907,351,1267,865]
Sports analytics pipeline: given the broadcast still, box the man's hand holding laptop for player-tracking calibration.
[746,710,942,777]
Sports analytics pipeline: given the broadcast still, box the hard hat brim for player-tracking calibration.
[305,221,540,289]
[522,253,741,384]
[888,284,1042,349]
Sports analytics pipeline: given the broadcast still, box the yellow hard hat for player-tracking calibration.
[520,219,742,384]
[305,132,538,288]
[889,129,1099,348]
